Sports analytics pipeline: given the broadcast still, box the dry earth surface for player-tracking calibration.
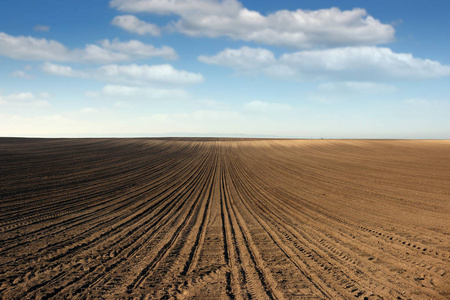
[0,138,449,299]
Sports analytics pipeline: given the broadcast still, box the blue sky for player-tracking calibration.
[1,0,449,138]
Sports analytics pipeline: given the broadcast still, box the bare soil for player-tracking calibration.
[0,138,449,299]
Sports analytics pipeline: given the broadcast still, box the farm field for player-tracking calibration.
[0,138,449,299]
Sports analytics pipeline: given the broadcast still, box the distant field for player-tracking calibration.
[0,138,449,299]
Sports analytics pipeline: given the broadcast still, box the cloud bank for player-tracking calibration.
[43,62,204,85]
[199,46,450,81]
[0,32,176,63]
[110,0,394,48]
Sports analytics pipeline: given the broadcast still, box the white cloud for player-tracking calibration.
[43,62,204,85]
[0,32,70,61]
[100,38,177,60]
[71,44,130,64]
[0,32,176,63]
[198,47,275,71]
[112,15,161,36]
[199,46,450,81]
[110,0,241,15]
[261,64,297,79]
[95,64,204,85]
[33,25,50,32]
[88,84,190,100]
[110,0,394,48]
[279,47,450,80]
[10,70,34,79]
[0,92,50,108]
[43,62,81,77]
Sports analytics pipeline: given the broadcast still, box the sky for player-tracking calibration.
[1,0,449,138]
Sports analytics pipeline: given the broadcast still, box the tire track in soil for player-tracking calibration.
[143,147,220,299]
[228,140,449,299]
[0,138,448,300]
[125,148,216,297]
[227,154,337,299]
[228,152,376,298]
[2,141,209,299]
[221,144,281,300]
[26,142,214,299]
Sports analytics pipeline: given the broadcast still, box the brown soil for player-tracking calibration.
[0,138,449,299]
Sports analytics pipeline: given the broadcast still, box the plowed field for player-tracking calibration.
[0,138,449,299]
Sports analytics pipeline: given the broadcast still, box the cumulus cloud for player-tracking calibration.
[0,92,50,108]
[100,38,177,60]
[279,47,450,80]
[72,44,130,64]
[0,32,70,61]
[43,62,81,77]
[95,64,204,85]
[0,32,176,63]
[87,84,190,100]
[43,62,204,85]
[112,15,161,36]
[199,46,450,81]
[199,47,275,72]
[110,0,241,15]
[33,25,50,32]
[110,0,394,48]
